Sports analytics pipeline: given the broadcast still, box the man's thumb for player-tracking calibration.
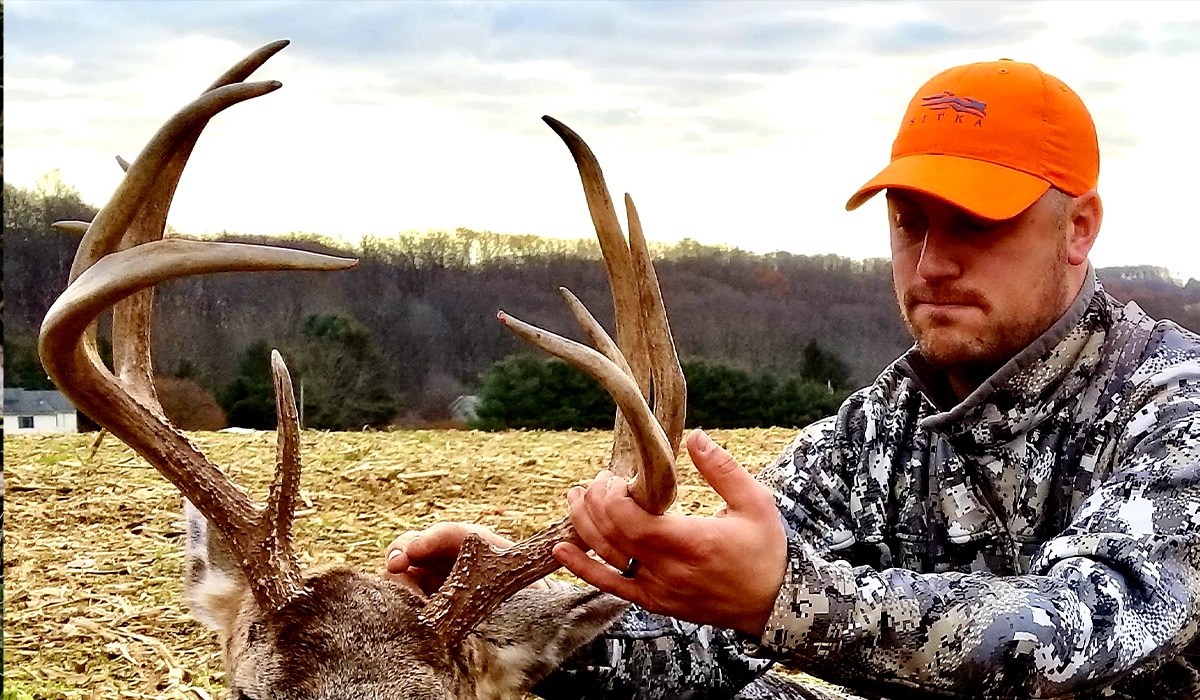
[686,429,760,510]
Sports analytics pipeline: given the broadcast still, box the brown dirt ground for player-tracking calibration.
[4,428,806,699]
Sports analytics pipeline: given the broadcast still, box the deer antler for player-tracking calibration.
[421,117,686,646]
[38,40,357,613]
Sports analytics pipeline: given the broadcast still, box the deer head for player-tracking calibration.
[39,40,685,699]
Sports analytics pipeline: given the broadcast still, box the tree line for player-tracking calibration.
[472,341,852,431]
[7,177,1200,431]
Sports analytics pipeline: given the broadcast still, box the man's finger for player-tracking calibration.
[386,523,497,572]
[595,474,665,555]
[382,565,445,596]
[384,530,423,572]
[568,487,637,572]
[553,541,644,605]
[581,475,632,548]
[386,548,411,573]
[686,429,765,512]
[406,522,514,563]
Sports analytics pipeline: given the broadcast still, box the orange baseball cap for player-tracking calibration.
[845,60,1099,220]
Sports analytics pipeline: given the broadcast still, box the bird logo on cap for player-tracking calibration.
[920,91,987,119]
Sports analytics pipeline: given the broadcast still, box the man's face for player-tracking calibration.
[888,189,1076,379]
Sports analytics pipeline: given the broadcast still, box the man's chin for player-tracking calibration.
[914,331,1002,372]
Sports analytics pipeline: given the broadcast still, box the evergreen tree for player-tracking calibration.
[799,339,852,390]
[3,335,56,390]
[473,355,614,431]
[290,314,399,430]
[472,354,849,431]
[766,376,846,428]
[682,359,760,429]
[220,340,278,429]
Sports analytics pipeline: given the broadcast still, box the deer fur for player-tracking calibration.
[185,501,629,699]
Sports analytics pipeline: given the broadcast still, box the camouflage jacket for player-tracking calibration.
[537,276,1200,699]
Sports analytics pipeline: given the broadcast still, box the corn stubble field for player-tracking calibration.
[4,428,800,699]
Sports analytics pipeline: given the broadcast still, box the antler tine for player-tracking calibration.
[65,79,279,412]
[260,350,304,588]
[69,80,281,283]
[52,221,91,235]
[542,117,679,505]
[557,287,637,382]
[40,41,357,613]
[541,116,650,479]
[423,119,681,647]
[419,517,578,647]
[625,195,686,455]
[105,153,163,412]
[205,39,290,92]
[557,281,682,501]
[497,311,675,508]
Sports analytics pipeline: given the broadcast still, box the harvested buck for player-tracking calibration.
[39,40,687,699]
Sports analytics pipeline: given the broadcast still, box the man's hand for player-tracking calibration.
[384,523,516,595]
[553,429,787,637]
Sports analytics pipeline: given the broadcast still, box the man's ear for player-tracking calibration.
[1067,189,1103,266]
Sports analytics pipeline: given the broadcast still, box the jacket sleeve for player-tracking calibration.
[531,603,774,700]
[750,372,1200,698]
[533,600,856,700]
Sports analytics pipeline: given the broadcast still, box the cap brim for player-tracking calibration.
[845,154,1051,221]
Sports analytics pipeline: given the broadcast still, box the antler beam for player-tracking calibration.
[421,117,686,646]
[38,41,357,613]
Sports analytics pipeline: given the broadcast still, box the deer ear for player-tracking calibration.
[473,585,629,696]
[183,498,253,634]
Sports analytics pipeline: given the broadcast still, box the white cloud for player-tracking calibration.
[6,0,1200,279]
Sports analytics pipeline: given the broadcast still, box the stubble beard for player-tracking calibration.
[904,295,1062,380]
[900,241,1072,382]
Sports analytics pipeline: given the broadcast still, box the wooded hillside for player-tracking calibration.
[7,180,1200,425]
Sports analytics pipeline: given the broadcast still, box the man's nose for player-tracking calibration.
[915,228,962,281]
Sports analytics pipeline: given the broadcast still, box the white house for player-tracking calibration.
[4,388,78,434]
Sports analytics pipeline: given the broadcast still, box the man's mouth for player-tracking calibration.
[913,300,975,310]
[905,293,986,323]
[906,289,984,311]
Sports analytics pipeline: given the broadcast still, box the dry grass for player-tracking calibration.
[4,428,799,699]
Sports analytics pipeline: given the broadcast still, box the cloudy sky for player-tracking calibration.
[7,1,1200,279]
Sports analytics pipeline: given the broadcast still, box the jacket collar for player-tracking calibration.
[897,270,1107,447]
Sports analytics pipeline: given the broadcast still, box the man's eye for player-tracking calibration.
[893,214,926,235]
[959,217,999,235]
